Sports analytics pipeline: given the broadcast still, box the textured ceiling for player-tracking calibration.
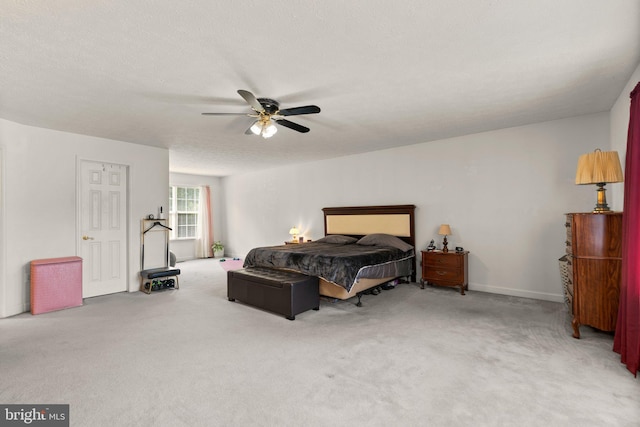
[1,1,639,176]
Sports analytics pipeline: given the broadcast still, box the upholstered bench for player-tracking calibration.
[227,267,319,320]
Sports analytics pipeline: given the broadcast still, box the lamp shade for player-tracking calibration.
[262,122,277,138]
[289,226,299,236]
[250,121,262,135]
[438,224,451,236]
[575,149,623,184]
[250,119,278,138]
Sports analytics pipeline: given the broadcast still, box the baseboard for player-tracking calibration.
[0,302,29,318]
[469,283,565,303]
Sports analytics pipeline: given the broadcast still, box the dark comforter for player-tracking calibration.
[243,242,414,292]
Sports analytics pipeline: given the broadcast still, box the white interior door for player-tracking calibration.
[80,161,128,298]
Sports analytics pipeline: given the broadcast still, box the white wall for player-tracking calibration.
[0,118,168,318]
[168,172,224,262]
[610,61,640,211]
[222,113,610,302]
[0,146,5,318]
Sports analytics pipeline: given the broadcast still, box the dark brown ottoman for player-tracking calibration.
[227,268,319,320]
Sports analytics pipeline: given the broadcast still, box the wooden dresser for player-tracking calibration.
[420,251,469,295]
[565,212,622,339]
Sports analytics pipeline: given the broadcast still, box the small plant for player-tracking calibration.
[212,241,224,257]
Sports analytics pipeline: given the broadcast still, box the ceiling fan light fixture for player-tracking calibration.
[262,122,278,138]
[250,122,262,135]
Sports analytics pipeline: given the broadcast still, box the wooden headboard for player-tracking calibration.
[322,205,416,282]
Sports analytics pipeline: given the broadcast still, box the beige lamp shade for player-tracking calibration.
[575,149,623,212]
[438,224,452,236]
[575,149,623,184]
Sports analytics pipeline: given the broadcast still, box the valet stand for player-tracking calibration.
[140,218,181,294]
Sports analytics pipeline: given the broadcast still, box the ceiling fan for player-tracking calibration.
[202,90,321,138]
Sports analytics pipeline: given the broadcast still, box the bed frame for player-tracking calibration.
[320,204,416,303]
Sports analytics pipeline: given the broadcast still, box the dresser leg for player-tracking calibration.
[571,317,580,339]
[460,285,465,295]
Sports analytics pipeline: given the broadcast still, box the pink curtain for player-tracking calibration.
[614,82,640,376]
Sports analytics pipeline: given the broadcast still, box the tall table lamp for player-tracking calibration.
[438,224,452,253]
[575,149,623,212]
[289,226,300,243]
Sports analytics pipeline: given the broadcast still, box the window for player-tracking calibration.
[169,186,200,239]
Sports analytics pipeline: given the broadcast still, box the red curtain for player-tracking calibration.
[614,82,640,376]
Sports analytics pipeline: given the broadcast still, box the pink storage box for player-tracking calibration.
[30,256,83,315]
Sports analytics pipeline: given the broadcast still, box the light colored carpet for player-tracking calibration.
[0,258,637,426]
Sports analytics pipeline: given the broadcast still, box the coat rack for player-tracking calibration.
[140,218,181,294]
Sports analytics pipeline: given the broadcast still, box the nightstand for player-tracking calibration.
[420,250,469,295]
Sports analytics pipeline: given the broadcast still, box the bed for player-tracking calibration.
[243,205,416,305]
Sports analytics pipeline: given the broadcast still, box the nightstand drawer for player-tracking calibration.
[423,253,462,269]
[424,268,463,283]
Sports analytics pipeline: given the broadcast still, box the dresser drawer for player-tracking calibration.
[565,241,573,255]
[565,215,573,255]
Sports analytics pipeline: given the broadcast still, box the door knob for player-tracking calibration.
[82,235,94,240]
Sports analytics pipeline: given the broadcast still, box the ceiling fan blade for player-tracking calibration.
[237,89,264,112]
[275,119,310,133]
[201,112,250,116]
[278,105,321,116]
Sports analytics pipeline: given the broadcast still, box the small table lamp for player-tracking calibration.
[575,149,623,212]
[438,224,452,253]
[289,226,300,243]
